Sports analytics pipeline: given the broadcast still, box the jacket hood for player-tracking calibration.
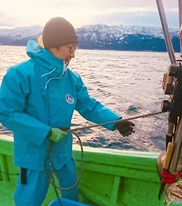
[26,40,66,75]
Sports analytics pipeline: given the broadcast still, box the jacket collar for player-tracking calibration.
[26,40,66,76]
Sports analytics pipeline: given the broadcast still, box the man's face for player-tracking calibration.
[50,43,78,64]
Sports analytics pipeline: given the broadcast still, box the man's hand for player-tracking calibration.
[115,119,135,137]
[48,128,68,143]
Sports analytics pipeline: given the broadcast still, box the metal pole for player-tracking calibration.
[179,0,182,54]
[156,0,182,174]
[156,0,176,64]
[169,1,182,173]
[169,118,182,173]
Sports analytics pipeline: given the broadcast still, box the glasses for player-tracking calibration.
[66,44,78,54]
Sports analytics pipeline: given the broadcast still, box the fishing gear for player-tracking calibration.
[156,0,182,201]
[43,111,163,206]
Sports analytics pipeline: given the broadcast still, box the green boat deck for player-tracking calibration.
[0,135,165,206]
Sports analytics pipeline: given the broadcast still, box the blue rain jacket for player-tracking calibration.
[0,40,120,171]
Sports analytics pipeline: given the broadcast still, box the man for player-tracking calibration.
[0,17,135,206]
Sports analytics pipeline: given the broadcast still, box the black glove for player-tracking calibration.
[115,119,135,137]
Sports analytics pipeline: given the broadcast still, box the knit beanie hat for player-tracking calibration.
[42,17,78,49]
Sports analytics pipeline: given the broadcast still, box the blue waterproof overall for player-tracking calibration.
[0,40,120,206]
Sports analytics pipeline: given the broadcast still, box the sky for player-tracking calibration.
[0,0,180,29]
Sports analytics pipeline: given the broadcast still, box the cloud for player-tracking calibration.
[88,7,179,29]
[0,0,179,29]
[0,11,36,28]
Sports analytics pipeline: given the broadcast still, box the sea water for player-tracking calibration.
[0,45,179,152]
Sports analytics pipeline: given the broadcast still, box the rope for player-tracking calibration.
[67,111,164,133]
[44,132,84,206]
[43,111,163,206]
[0,111,164,206]
[46,141,62,206]
[1,111,163,179]
[161,169,182,184]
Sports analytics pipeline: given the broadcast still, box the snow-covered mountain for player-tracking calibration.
[0,24,180,52]
[76,24,179,51]
[0,25,43,46]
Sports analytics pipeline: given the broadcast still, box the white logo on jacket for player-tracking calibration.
[65,94,74,104]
